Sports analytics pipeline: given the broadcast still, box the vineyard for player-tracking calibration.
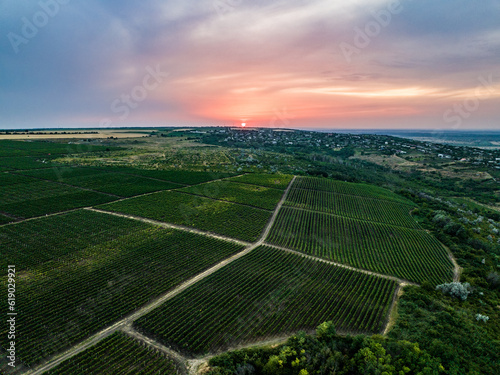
[98,190,272,242]
[177,180,283,210]
[0,156,55,171]
[104,168,236,185]
[227,173,293,190]
[45,332,179,375]
[292,176,414,205]
[134,246,397,356]
[284,186,419,228]
[0,174,116,219]
[19,167,181,197]
[267,206,453,284]
[0,210,244,366]
[0,139,120,156]
[0,214,12,225]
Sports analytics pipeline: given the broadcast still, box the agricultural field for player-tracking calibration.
[0,174,117,219]
[0,214,13,225]
[98,190,272,242]
[134,246,397,357]
[19,167,180,198]
[0,156,55,171]
[105,168,237,185]
[177,180,284,210]
[0,210,244,366]
[44,332,179,375]
[292,176,413,205]
[0,139,120,156]
[267,207,453,284]
[285,186,419,228]
[226,173,293,190]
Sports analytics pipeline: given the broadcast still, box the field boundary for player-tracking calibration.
[87,208,251,247]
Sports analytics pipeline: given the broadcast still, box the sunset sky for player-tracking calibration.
[1,0,499,130]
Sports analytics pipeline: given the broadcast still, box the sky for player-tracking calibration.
[1,0,499,130]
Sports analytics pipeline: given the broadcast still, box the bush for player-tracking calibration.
[436,282,472,300]
[475,314,489,323]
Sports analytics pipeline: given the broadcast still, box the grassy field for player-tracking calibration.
[267,207,453,284]
[44,332,179,375]
[134,246,397,356]
[177,180,284,210]
[0,210,244,366]
[98,190,272,242]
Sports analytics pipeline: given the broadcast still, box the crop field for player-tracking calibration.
[45,332,179,375]
[0,214,12,225]
[98,191,272,242]
[267,207,453,284]
[292,176,413,205]
[135,246,396,356]
[0,174,116,219]
[0,156,55,171]
[226,173,293,190]
[284,187,419,228]
[19,167,180,197]
[0,139,120,156]
[0,210,244,365]
[177,180,284,210]
[103,167,237,185]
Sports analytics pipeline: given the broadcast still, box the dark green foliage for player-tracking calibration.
[389,287,500,375]
[207,325,445,375]
[44,332,179,375]
[134,247,396,356]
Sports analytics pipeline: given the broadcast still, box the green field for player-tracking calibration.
[45,332,179,375]
[0,174,116,219]
[226,173,293,190]
[98,190,273,242]
[134,246,397,356]
[267,207,453,284]
[19,167,181,197]
[0,214,12,225]
[0,139,120,156]
[0,210,244,366]
[0,156,55,171]
[102,167,237,185]
[177,180,283,210]
[292,177,413,205]
[285,185,419,229]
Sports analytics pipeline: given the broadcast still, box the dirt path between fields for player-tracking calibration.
[382,283,406,335]
[121,325,188,375]
[86,207,251,247]
[21,177,296,375]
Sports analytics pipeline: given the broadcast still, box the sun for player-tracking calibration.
[241,122,246,127]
